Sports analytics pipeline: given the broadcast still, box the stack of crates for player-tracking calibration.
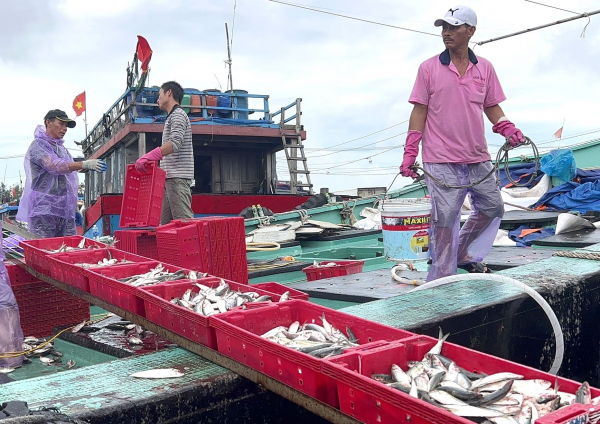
[113,229,159,260]
[161,217,248,284]
[5,263,89,337]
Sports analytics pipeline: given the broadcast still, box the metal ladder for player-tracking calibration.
[276,98,313,195]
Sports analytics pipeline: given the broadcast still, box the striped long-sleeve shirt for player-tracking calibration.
[160,106,194,179]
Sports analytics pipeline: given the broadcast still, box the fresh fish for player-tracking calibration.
[388,382,411,394]
[66,359,76,369]
[456,371,472,390]
[575,381,591,405]
[279,291,290,302]
[71,319,87,333]
[254,295,272,302]
[40,357,55,364]
[346,327,358,344]
[130,368,185,379]
[471,380,514,407]
[288,321,300,334]
[261,326,288,339]
[488,417,520,424]
[445,361,460,383]
[429,390,468,406]
[409,380,418,399]
[0,367,15,373]
[414,372,430,392]
[372,373,394,384]
[510,379,552,394]
[188,270,198,280]
[391,364,411,388]
[444,405,503,418]
[201,299,215,316]
[216,298,228,313]
[127,336,143,346]
[515,403,532,424]
[428,370,446,392]
[427,328,449,356]
[407,362,425,380]
[182,289,192,302]
[437,384,482,401]
[486,404,522,416]
[471,372,524,390]
[320,314,333,336]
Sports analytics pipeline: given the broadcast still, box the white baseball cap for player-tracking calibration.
[434,5,477,27]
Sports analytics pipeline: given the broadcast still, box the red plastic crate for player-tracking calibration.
[87,261,188,316]
[252,282,309,301]
[227,217,248,284]
[119,163,166,228]
[20,236,107,276]
[5,262,39,286]
[48,249,152,292]
[321,335,600,424]
[210,299,414,407]
[12,279,89,338]
[139,277,284,349]
[207,218,231,280]
[114,229,159,260]
[302,260,364,282]
[156,222,207,272]
[537,403,596,424]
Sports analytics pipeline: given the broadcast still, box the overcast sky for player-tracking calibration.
[1,0,599,194]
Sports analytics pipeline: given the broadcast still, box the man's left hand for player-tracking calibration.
[492,120,525,147]
[135,147,163,172]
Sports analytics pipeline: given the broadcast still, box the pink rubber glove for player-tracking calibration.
[400,130,422,178]
[135,147,163,172]
[492,120,525,147]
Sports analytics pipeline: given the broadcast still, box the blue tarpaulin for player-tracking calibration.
[530,180,600,212]
[498,163,543,189]
[508,225,555,247]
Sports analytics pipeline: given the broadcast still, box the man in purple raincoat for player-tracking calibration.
[16,110,107,238]
[400,6,527,281]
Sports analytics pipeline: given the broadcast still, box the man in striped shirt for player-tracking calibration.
[135,81,194,224]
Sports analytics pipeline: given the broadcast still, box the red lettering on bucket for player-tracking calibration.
[382,214,430,231]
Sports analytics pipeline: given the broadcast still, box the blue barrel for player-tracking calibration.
[226,89,249,120]
[217,95,232,118]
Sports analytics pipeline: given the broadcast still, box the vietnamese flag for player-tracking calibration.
[136,35,152,73]
[72,91,86,117]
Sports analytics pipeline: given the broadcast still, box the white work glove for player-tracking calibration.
[82,159,107,173]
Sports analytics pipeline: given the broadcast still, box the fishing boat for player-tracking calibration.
[4,54,600,424]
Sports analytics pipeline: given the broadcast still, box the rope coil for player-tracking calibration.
[411,136,540,190]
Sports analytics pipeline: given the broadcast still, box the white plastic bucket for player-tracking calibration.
[379,198,431,261]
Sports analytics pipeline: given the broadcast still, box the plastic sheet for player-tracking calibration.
[16,126,79,237]
[0,222,24,368]
[424,162,503,281]
[531,180,600,213]
[540,149,577,183]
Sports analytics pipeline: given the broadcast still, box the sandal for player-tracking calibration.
[458,262,492,273]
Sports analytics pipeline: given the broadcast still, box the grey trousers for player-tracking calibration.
[161,178,194,225]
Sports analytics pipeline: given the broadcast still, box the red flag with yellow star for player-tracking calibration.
[72,92,86,117]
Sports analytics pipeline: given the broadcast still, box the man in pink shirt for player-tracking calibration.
[400,5,526,281]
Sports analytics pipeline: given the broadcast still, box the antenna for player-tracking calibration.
[225,23,233,91]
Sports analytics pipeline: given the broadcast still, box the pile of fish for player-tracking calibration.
[370,330,593,423]
[117,264,205,288]
[0,337,76,374]
[73,258,133,269]
[170,279,290,316]
[46,238,103,253]
[261,314,358,358]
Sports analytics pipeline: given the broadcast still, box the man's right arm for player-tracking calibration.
[408,103,428,132]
